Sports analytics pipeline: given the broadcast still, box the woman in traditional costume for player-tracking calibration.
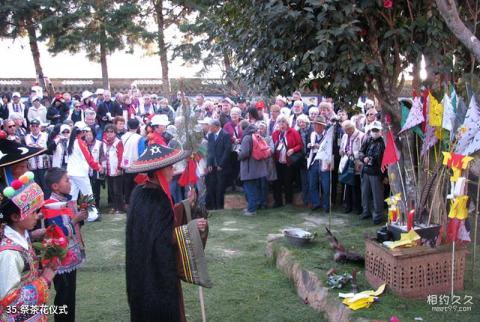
[0,175,56,322]
[125,144,209,322]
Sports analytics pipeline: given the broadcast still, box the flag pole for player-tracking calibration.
[199,286,207,322]
[473,175,480,282]
[386,119,408,224]
[328,122,336,230]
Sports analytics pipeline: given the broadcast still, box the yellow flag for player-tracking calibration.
[429,93,443,127]
[448,195,469,220]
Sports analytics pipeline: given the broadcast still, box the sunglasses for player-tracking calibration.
[367,113,375,116]
[62,131,70,134]
[371,128,380,132]
[7,125,15,128]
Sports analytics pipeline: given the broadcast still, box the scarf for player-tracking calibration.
[103,135,116,146]
[135,170,174,209]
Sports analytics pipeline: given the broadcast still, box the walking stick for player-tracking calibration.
[199,286,207,322]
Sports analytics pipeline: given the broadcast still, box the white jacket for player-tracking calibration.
[27,105,47,124]
[52,137,69,168]
[67,137,101,177]
[121,132,142,169]
[25,132,50,170]
[101,139,123,176]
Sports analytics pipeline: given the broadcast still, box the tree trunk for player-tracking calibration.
[436,0,480,62]
[99,31,110,90]
[155,0,170,96]
[26,23,49,96]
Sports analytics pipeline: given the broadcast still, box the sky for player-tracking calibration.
[0,37,222,79]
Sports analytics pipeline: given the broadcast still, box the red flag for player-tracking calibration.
[446,218,460,243]
[381,130,399,172]
[178,158,198,187]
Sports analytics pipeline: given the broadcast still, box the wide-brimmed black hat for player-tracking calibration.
[0,138,47,168]
[126,144,190,173]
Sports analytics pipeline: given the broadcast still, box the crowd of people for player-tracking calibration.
[0,88,388,224]
[0,85,392,321]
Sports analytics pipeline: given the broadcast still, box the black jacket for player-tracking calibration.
[0,103,9,120]
[96,100,123,128]
[207,129,232,169]
[359,136,385,176]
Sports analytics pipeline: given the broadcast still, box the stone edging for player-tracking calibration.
[265,241,353,322]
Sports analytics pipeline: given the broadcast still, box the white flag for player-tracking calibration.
[441,93,454,132]
[455,95,480,154]
[399,97,424,133]
[317,126,334,161]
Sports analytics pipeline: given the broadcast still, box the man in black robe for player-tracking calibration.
[125,144,208,322]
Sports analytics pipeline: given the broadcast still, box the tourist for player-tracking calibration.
[0,93,10,120]
[24,119,50,192]
[268,104,280,135]
[206,118,232,210]
[219,98,233,127]
[67,121,103,202]
[101,124,124,214]
[359,121,386,225]
[272,115,303,207]
[80,90,96,112]
[289,100,305,129]
[96,90,122,128]
[156,98,175,124]
[50,124,71,169]
[306,115,331,212]
[84,127,102,214]
[69,101,85,123]
[121,118,146,206]
[27,96,47,125]
[297,114,313,206]
[238,121,268,216]
[7,92,25,120]
[339,120,364,214]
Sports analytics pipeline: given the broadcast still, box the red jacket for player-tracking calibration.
[272,127,303,164]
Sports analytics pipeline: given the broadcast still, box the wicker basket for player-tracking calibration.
[365,238,467,299]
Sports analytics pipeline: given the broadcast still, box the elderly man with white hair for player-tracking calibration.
[96,89,123,128]
[289,100,305,129]
[7,92,25,117]
[339,120,365,214]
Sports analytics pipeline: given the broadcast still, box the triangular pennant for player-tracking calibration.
[441,93,454,132]
[421,125,438,156]
[455,95,480,154]
[381,130,399,172]
[399,97,424,133]
[428,93,443,128]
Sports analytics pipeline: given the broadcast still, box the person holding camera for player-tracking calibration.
[358,121,385,225]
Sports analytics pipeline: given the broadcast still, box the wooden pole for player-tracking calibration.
[428,168,445,226]
[199,286,207,322]
[451,241,456,296]
[473,175,480,281]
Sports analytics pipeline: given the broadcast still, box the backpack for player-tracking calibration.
[251,133,271,160]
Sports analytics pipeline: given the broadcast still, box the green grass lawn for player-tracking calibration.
[71,207,327,321]
[57,202,480,322]
[273,210,480,322]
